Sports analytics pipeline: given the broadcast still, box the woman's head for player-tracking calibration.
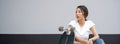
[76,5,88,21]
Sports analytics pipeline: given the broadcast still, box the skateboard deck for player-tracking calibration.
[59,31,75,44]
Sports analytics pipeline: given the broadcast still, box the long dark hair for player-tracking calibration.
[77,5,88,21]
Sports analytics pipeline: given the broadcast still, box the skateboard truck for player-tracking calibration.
[58,26,75,35]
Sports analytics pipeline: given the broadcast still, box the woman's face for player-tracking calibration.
[76,8,85,21]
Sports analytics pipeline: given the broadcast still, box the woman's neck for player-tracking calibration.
[78,20,85,27]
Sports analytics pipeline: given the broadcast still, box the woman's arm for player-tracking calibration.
[89,26,99,41]
[75,36,89,44]
[69,25,89,44]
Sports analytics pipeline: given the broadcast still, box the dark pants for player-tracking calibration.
[59,31,74,44]
[93,38,105,44]
[59,31,105,44]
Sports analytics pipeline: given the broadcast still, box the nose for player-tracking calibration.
[76,13,79,15]
[76,13,80,17]
[76,13,80,16]
[76,14,80,18]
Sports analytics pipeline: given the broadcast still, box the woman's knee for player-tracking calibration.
[96,38,104,41]
[94,38,105,44]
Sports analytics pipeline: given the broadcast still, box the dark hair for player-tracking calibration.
[77,5,88,21]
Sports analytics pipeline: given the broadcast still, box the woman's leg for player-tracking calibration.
[93,38,105,44]
[67,31,75,44]
[59,31,75,44]
[59,32,67,44]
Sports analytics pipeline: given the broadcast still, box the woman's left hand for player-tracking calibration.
[89,39,93,44]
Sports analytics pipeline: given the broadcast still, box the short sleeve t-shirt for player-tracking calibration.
[68,20,95,44]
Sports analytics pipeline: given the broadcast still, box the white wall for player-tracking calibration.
[0,0,120,34]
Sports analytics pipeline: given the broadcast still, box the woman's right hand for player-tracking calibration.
[84,40,93,44]
[83,40,89,44]
[88,39,93,44]
[75,36,92,44]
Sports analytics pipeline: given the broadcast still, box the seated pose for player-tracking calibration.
[68,5,105,44]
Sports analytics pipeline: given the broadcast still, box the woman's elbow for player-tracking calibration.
[96,35,100,39]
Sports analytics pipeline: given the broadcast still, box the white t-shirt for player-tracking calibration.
[68,20,95,44]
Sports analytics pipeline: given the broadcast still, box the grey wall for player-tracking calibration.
[0,0,120,34]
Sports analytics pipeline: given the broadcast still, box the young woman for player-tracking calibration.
[68,5,104,44]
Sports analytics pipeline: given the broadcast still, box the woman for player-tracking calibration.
[68,5,104,44]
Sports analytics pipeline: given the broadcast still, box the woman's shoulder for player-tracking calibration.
[70,20,94,23]
[86,20,95,24]
[68,20,77,26]
[86,20,95,26]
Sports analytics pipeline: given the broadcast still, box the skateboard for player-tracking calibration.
[59,31,75,44]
